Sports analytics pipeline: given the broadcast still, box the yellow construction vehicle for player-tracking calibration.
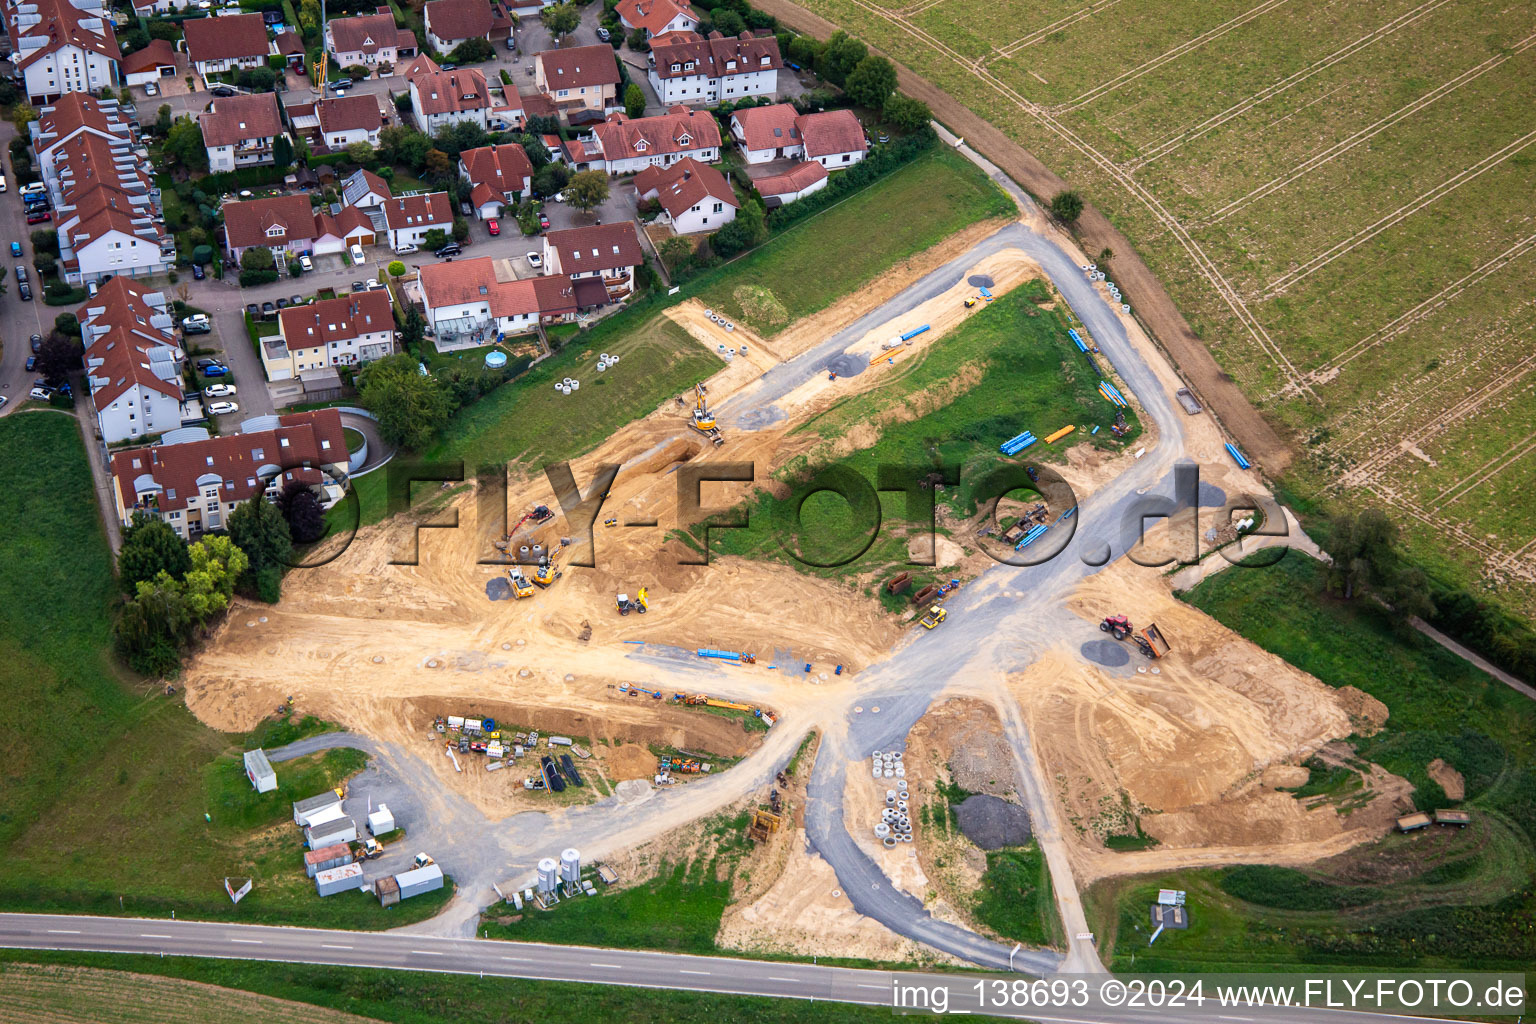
[689,383,724,446]
[507,568,534,599]
[705,697,754,712]
[635,587,649,613]
[532,558,562,588]
[919,605,947,629]
[603,515,618,528]
[964,296,979,309]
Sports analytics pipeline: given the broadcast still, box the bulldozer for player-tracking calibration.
[919,604,947,629]
[689,383,724,446]
[1100,614,1133,640]
[507,568,535,599]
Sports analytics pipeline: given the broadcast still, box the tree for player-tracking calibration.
[114,575,194,675]
[423,227,448,251]
[379,125,430,169]
[532,162,569,198]
[657,234,693,266]
[710,205,766,257]
[564,169,610,214]
[452,217,471,242]
[155,104,172,136]
[626,27,648,51]
[424,147,453,178]
[623,82,645,119]
[360,353,453,449]
[1049,190,1084,223]
[433,119,488,160]
[36,332,79,388]
[819,31,866,85]
[181,535,247,621]
[787,35,819,67]
[1320,509,1432,618]
[299,0,320,30]
[31,229,59,255]
[276,481,326,545]
[388,259,406,277]
[10,103,37,135]
[227,492,293,601]
[519,134,550,167]
[53,311,81,337]
[447,37,494,64]
[346,140,377,166]
[118,513,192,595]
[240,246,279,286]
[1097,247,1115,263]
[394,91,413,116]
[709,8,746,35]
[845,54,897,110]
[401,307,426,351]
[883,94,930,132]
[273,132,294,168]
[540,1,580,38]
[164,117,209,173]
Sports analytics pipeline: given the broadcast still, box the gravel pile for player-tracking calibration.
[953,794,1032,850]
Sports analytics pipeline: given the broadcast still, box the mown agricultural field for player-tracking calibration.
[793,0,1536,612]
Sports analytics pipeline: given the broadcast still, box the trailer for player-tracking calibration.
[367,804,395,836]
[304,806,358,850]
[244,749,276,793]
[314,861,366,897]
[304,842,354,878]
[292,788,344,826]
[394,863,445,900]
[1140,623,1171,658]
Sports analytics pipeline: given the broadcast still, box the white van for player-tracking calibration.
[0,174,7,193]
[349,243,366,265]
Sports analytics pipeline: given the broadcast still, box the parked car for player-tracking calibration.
[245,303,260,318]
[350,280,364,292]
[19,182,45,198]
[275,297,290,309]
[349,242,366,264]
[202,365,230,378]
[440,63,456,71]
[9,242,20,257]
[290,295,303,307]
[210,85,235,97]
[25,356,36,372]
[261,301,276,319]
[552,190,567,203]
[596,26,610,41]
[394,243,418,255]
[538,212,549,230]
[195,357,220,369]
[29,333,41,352]
[144,81,157,96]
[26,210,50,224]
[18,281,31,300]
[207,401,239,415]
[191,262,205,279]
[181,314,211,333]
[0,395,7,410]
[487,218,500,236]
[525,251,542,268]
[15,265,27,282]
[298,253,314,272]
[29,386,50,401]
[329,80,350,93]
[203,383,237,398]
[434,243,461,258]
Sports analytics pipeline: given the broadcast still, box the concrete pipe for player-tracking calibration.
[902,834,913,843]
[886,789,897,801]
[895,767,906,778]
[896,779,907,791]
[883,837,898,849]
[874,823,890,838]
[897,801,908,813]
[871,750,882,759]
[892,751,903,762]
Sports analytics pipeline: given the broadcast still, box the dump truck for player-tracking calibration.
[689,383,724,446]
[920,605,947,629]
[1140,623,1171,658]
[507,568,534,598]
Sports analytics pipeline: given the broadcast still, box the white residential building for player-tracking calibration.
[647,31,781,107]
[382,192,454,249]
[78,277,184,443]
[9,0,121,104]
[199,92,283,172]
[264,290,396,380]
[408,67,489,133]
[633,157,737,234]
[419,257,579,350]
[586,105,720,175]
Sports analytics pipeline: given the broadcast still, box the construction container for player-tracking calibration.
[314,861,365,897]
[367,805,395,836]
[596,864,618,886]
[292,789,343,826]
[395,863,445,900]
[305,807,358,850]
[375,875,400,907]
[244,749,276,793]
[304,842,354,878]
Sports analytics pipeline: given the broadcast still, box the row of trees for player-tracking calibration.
[357,349,520,450]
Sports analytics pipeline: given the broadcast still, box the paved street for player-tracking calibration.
[0,119,58,417]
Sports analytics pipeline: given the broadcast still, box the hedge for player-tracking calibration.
[764,126,936,232]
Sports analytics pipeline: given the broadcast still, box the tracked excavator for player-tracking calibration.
[689,383,724,446]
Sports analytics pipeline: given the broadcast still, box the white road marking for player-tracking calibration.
[229,938,263,944]
[501,956,532,962]
[46,929,80,934]
[678,969,710,975]
[140,934,172,939]
[856,983,886,990]
[590,962,623,969]
[321,944,353,950]
[1219,1018,1255,1022]
[411,950,444,956]
[768,976,796,982]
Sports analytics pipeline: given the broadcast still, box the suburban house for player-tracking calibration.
[32,95,174,285]
[633,157,737,234]
[131,0,196,13]
[8,0,120,104]
[121,38,177,88]
[77,277,183,444]
[419,257,578,349]
[587,105,720,175]
[199,92,284,172]
[341,167,393,209]
[458,142,532,219]
[382,191,454,249]
[728,102,800,163]
[312,205,377,255]
[221,194,373,261]
[325,8,415,68]
[182,12,271,81]
[408,66,489,133]
[751,159,826,207]
[109,410,351,540]
[542,222,644,301]
[274,29,305,67]
[533,45,620,117]
[317,94,385,150]
[423,0,510,55]
[647,30,781,107]
[614,0,697,40]
[796,108,867,168]
[264,290,396,380]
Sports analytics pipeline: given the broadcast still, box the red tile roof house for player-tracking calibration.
[423,0,510,55]
[198,92,284,173]
[383,191,454,250]
[796,108,868,169]
[325,8,416,69]
[9,0,121,105]
[534,44,620,118]
[121,37,177,88]
[615,0,697,40]
[634,157,737,235]
[408,67,489,133]
[265,289,397,380]
[29,92,133,178]
[316,94,385,150]
[586,104,720,175]
[751,159,827,207]
[458,143,533,219]
[222,194,373,262]
[648,30,781,107]
[541,222,644,301]
[110,410,351,540]
[182,12,271,82]
[341,167,393,209]
[77,276,184,444]
[728,102,800,163]
[419,256,577,350]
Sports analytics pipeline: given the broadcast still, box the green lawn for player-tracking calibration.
[972,844,1058,947]
[1084,553,1536,972]
[0,413,445,930]
[696,147,1012,337]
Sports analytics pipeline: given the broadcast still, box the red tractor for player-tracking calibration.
[1100,615,1133,640]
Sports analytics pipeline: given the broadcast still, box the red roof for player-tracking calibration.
[12,0,121,71]
[419,257,576,319]
[796,108,867,159]
[753,160,826,197]
[728,103,799,152]
[77,277,181,411]
[536,44,620,90]
[317,94,384,136]
[182,12,269,64]
[592,106,720,162]
[545,222,644,270]
[633,157,737,218]
[382,191,454,230]
[326,10,405,55]
[460,143,533,207]
[223,195,319,250]
[614,0,696,36]
[304,842,353,866]
[275,29,305,56]
[650,30,781,83]
[411,68,489,116]
[198,92,282,148]
[122,38,176,75]
[111,410,350,518]
[424,0,492,43]
[280,290,394,350]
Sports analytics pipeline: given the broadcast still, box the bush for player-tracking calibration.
[240,268,280,286]
[387,260,406,277]
[289,262,303,277]
[447,37,493,64]
[1049,190,1084,222]
[30,229,58,255]
[346,64,370,81]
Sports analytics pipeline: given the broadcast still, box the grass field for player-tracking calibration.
[0,413,445,930]
[697,284,1139,589]
[793,0,1536,613]
[1080,553,1536,970]
[695,147,1012,336]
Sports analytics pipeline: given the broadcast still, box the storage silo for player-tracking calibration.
[560,848,581,884]
[537,857,559,892]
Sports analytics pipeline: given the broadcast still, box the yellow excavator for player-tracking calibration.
[689,384,724,446]
[532,556,561,588]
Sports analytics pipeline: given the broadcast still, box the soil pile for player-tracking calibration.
[953,794,1032,850]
